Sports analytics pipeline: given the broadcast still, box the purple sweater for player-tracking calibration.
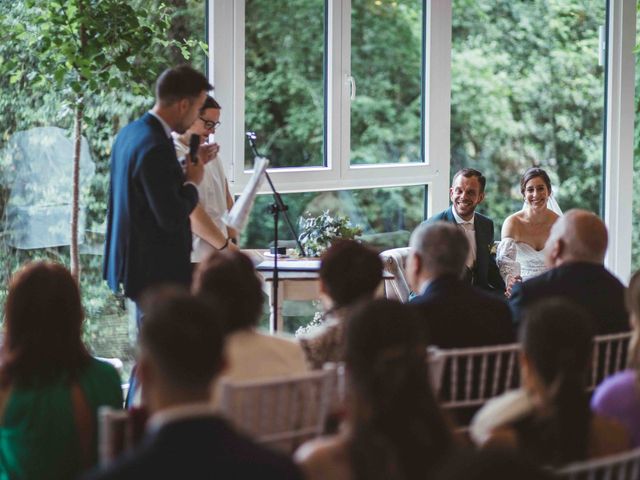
[591,370,640,447]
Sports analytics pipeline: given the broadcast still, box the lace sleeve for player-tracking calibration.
[496,238,521,282]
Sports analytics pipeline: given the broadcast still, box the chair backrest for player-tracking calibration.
[588,331,632,391]
[437,343,521,409]
[379,247,412,302]
[98,407,130,466]
[97,406,148,466]
[218,368,335,452]
[555,446,640,480]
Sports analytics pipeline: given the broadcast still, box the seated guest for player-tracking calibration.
[83,289,303,480]
[295,299,454,480]
[0,262,122,479]
[407,221,514,348]
[192,250,308,384]
[298,240,383,369]
[591,269,640,447]
[510,209,628,333]
[470,299,628,466]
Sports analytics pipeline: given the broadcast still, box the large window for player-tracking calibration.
[211,0,448,206]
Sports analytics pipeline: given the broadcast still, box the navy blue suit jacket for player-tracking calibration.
[83,416,304,480]
[426,207,505,293]
[103,113,198,300]
[509,262,629,334]
[410,275,514,348]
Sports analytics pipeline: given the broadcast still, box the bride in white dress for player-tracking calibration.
[498,167,561,296]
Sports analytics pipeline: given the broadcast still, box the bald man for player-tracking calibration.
[509,209,628,334]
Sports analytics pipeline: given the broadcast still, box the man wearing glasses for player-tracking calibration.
[172,95,238,261]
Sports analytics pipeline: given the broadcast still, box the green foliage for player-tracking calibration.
[2,1,181,101]
[0,0,205,358]
[298,211,363,257]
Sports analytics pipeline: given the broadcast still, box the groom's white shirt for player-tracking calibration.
[452,207,477,267]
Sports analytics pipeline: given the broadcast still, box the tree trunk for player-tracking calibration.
[71,98,83,282]
[71,0,87,284]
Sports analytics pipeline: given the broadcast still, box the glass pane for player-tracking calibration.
[244,0,325,169]
[451,1,606,229]
[239,185,426,250]
[0,0,207,381]
[350,0,424,165]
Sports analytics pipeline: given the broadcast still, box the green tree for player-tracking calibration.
[0,0,190,280]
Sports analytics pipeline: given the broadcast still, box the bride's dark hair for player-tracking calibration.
[520,167,552,196]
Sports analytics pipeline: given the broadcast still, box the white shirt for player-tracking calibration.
[452,207,477,267]
[173,133,230,262]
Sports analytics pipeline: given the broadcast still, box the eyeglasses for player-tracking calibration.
[199,117,221,130]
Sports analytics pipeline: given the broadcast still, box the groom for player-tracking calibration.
[424,168,505,294]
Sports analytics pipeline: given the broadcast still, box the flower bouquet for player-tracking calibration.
[297,211,362,257]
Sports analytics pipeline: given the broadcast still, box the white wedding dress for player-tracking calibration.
[497,194,562,282]
[497,238,547,282]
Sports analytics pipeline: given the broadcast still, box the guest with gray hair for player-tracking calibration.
[407,221,514,348]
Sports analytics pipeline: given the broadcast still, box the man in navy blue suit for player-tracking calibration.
[425,168,505,294]
[407,221,514,348]
[83,289,303,480]
[103,65,212,317]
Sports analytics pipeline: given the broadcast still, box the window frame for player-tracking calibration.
[209,0,452,217]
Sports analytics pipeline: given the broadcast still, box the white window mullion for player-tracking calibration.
[339,0,351,180]
[604,0,635,282]
[424,0,452,217]
[213,0,454,203]
[210,0,242,187]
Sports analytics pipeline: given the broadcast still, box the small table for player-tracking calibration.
[247,251,392,333]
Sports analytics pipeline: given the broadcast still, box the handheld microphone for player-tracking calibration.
[189,134,200,165]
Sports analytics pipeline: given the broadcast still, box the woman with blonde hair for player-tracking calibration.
[591,269,640,447]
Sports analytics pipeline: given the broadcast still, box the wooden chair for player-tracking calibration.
[97,406,147,466]
[436,343,521,410]
[588,331,632,390]
[218,367,335,453]
[555,446,640,480]
[379,247,412,302]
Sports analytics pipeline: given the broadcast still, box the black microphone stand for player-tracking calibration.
[246,132,306,332]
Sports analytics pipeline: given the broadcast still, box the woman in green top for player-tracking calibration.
[0,262,123,480]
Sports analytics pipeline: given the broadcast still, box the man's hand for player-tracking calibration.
[184,154,204,185]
